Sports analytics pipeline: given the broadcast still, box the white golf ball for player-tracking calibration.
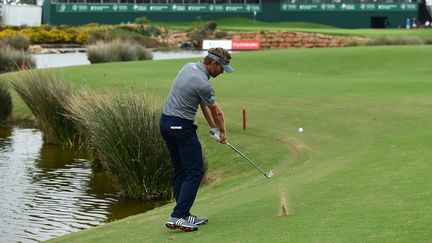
[298,127,304,133]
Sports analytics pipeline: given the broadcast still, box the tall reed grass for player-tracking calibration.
[367,36,425,46]
[0,81,12,123]
[0,45,35,73]
[0,34,31,51]
[10,70,80,145]
[65,90,172,200]
[87,39,153,64]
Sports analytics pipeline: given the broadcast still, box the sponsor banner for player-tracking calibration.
[55,4,261,13]
[203,40,260,50]
[232,40,260,50]
[202,40,232,50]
[280,3,417,11]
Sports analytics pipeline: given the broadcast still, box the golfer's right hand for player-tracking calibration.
[219,130,227,144]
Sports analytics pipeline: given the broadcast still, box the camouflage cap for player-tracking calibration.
[207,47,233,73]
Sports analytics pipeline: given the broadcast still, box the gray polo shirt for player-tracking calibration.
[162,62,216,121]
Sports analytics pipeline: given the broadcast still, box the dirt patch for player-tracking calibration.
[202,169,225,186]
[278,186,289,217]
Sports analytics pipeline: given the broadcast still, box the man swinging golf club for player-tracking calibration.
[160,47,233,232]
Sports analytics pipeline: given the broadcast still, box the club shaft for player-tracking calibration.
[227,143,268,176]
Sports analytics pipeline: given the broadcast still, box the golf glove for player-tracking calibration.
[210,128,221,142]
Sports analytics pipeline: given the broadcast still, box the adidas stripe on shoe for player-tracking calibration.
[166,217,198,232]
[186,215,208,225]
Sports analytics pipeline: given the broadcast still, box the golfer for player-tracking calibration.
[160,47,233,232]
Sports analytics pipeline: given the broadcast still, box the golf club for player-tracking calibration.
[226,142,273,179]
[210,130,273,179]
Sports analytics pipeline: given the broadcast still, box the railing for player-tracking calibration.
[51,0,421,4]
[52,0,261,3]
[281,0,420,3]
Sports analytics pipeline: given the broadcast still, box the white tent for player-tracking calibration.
[1,4,42,26]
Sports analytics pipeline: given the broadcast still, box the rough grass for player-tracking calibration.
[0,81,12,123]
[65,89,172,200]
[5,46,432,242]
[0,45,35,74]
[9,70,79,145]
[0,34,31,51]
[87,39,153,64]
[367,36,426,45]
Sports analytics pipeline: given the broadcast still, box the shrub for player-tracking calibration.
[346,39,359,47]
[215,31,227,39]
[87,27,130,44]
[87,40,153,64]
[87,27,158,45]
[135,17,149,25]
[0,45,35,73]
[0,29,17,40]
[424,38,432,45]
[399,37,424,45]
[0,81,12,123]
[132,35,160,48]
[65,90,172,200]
[366,36,425,46]
[19,27,64,44]
[10,70,80,146]
[0,24,163,46]
[75,28,91,44]
[86,29,107,44]
[0,34,30,51]
[190,21,218,48]
[136,25,161,37]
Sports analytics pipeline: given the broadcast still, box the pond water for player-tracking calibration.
[0,50,204,242]
[0,127,157,242]
[33,50,207,69]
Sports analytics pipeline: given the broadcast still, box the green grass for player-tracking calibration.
[154,17,335,31]
[154,17,432,40]
[4,45,432,242]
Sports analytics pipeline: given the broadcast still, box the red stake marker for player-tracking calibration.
[243,109,246,130]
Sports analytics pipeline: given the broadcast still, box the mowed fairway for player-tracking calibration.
[17,46,430,242]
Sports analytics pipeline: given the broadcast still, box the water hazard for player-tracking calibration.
[34,50,207,69]
[0,127,156,242]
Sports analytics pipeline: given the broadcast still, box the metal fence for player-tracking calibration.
[52,0,261,4]
[281,0,419,3]
[51,0,419,5]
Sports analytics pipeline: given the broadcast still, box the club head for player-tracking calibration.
[266,170,274,179]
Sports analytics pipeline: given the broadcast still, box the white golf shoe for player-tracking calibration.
[166,217,198,232]
[186,215,208,225]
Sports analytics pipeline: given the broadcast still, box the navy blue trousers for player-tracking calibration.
[160,114,204,219]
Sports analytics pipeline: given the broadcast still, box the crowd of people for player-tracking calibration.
[406,17,432,28]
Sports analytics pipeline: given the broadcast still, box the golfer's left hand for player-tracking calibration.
[210,128,221,142]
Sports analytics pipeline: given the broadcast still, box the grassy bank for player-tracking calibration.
[152,18,432,38]
[3,46,432,242]
[156,18,432,40]
[155,18,335,31]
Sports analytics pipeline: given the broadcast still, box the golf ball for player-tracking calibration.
[298,127,304,133]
